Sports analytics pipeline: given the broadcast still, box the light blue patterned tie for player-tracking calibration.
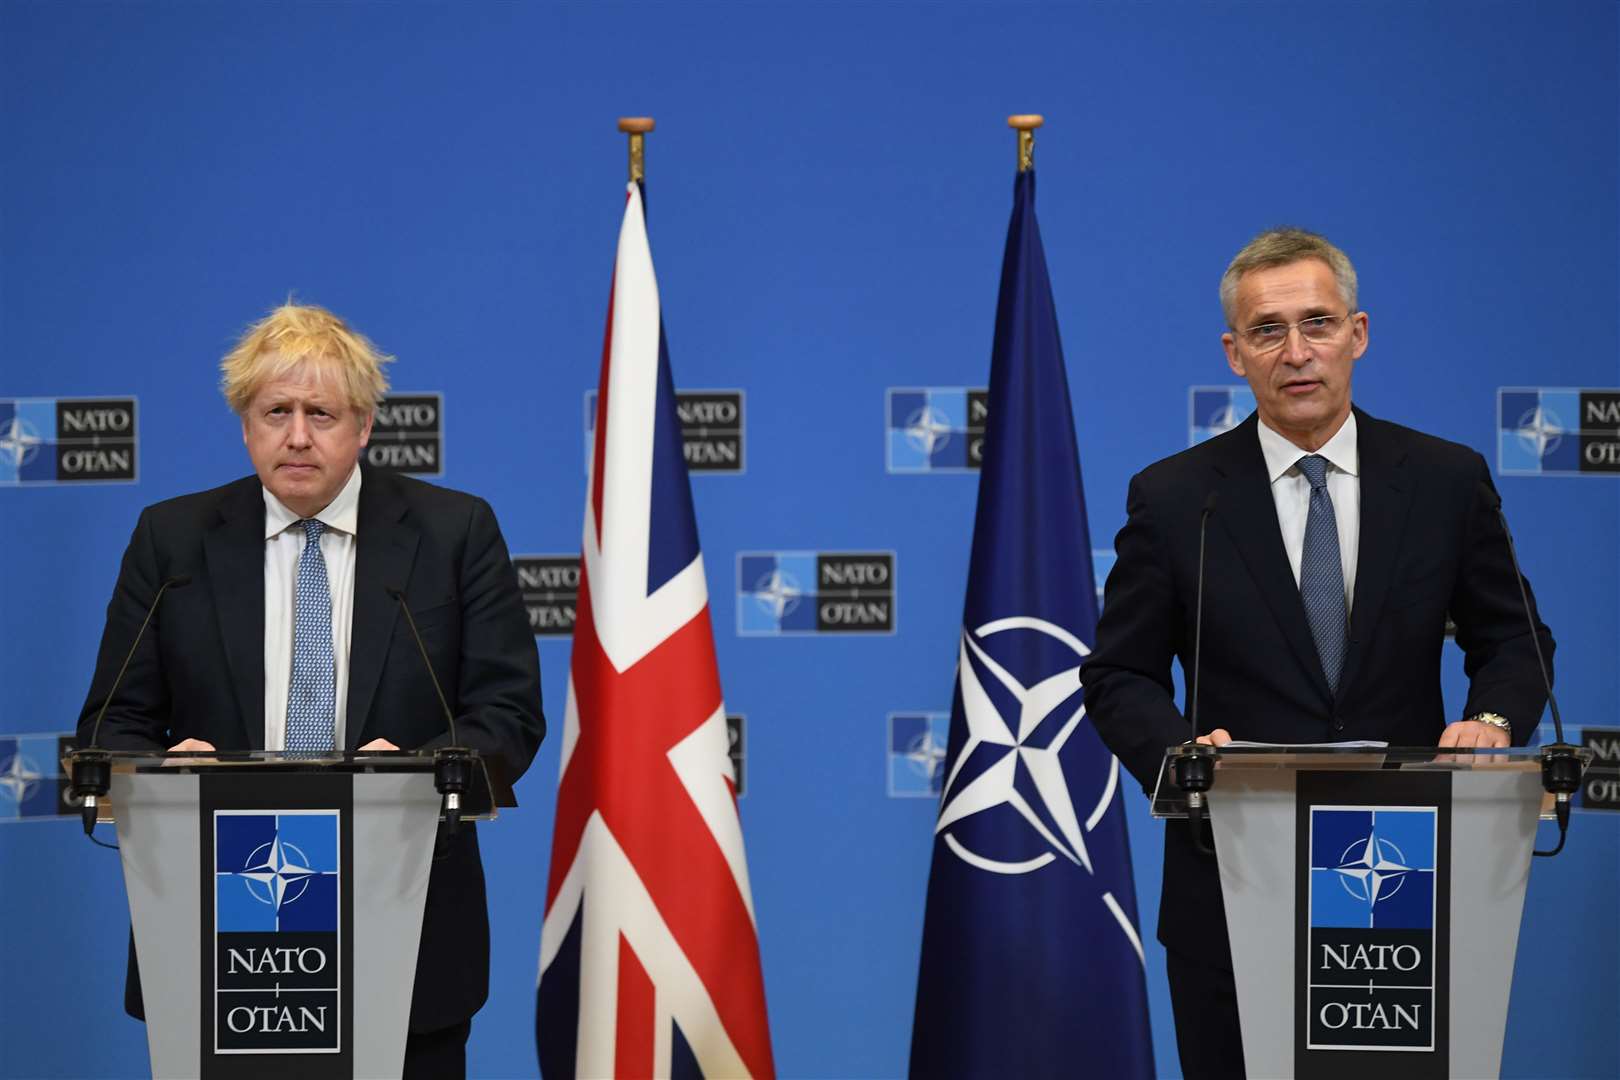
[1297,455,1347,693]
[285,519,335,753]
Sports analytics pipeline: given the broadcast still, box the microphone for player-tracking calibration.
[384,585,473,831]
[1474,481,1581,856]
[1171,491,1219,856]
[72,574,192,837]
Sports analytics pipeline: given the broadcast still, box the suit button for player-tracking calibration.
[1332,717,1345,731]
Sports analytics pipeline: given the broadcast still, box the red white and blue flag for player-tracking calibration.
[537,182,775,1080]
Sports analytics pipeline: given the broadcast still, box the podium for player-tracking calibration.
[88,750,502,1080]
[1151,746,1585,1080]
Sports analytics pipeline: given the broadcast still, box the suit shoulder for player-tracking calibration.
[367,470,500,538]
[372,469,488,512]
[1362,414,1488,477]
[136,476,259,527]
[1128,423,1243,497]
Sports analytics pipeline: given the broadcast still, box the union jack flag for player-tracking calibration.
[537,182,775,1079]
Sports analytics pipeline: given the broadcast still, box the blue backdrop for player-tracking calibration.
[2,2,1616,1077]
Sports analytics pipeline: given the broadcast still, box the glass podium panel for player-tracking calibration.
[78,749,509,822]
[1149,745,1591,820]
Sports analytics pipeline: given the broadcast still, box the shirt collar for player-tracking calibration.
[262,463,363,540]
[1256,410,1359,484]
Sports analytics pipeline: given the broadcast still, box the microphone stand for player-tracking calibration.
[69,575,192,841]
[1476,483,1584,857]
[386,587,474,834]
[1170,492,1220,856]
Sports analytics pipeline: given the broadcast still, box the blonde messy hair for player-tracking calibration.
[1219,228,1358,329]
[220,302,393,415]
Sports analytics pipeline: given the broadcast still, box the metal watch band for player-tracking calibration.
[1467,711,1512,732]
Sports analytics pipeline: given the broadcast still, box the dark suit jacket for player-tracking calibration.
[76,464,545,1031]
[1079,409,1552,968]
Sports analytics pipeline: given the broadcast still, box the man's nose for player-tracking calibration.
[1282,325,1313,364]
[287,410,313,446]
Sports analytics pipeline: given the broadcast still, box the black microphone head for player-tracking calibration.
[166,574,193,588]
[1476,479,1503,512]
[1202,490,1220,515]
[385,585,405,601]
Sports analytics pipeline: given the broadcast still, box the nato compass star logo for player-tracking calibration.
[904,406,954,456]
[1189,387,1257,445]
[0,415,43,469]
[1333,830,1413,907]
[233,836,321,912]
[934,616,1118,875]
[1513,403,1565,458]
[1208,402,1243,435]
[0,748,43,804]
[905,726,948,786]
[751,567,803,619]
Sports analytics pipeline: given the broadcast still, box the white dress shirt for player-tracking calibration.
[262,465,361,751]
[1256,412,1359,613]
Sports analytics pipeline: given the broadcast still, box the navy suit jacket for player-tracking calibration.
[1080,409,1552,967]
[77,464,545,1031]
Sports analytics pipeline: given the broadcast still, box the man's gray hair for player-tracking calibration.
[1219,227,1358,328]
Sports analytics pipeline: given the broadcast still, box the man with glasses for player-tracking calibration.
[1081,228,1554,1078]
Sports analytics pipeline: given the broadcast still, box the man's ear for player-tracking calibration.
[1350,311,1369,360]
[357,410,374,447]
[1222,332,1245,377]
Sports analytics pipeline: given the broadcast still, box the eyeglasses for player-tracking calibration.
[1237,313,1355,352]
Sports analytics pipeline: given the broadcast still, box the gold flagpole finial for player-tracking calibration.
[618,117,655,182]
[1008,114,1044,172]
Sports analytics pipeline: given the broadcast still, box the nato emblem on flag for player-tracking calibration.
[910,167,1153,1080]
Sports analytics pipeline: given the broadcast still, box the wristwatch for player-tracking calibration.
[1466,712,1512,733]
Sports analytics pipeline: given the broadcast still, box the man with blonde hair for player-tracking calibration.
[1082,229,1553,1078]
[78,302,544,1077]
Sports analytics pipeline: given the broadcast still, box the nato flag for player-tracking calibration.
[908,169,1155,1079]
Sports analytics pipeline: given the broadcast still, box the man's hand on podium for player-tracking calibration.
[1438,720,1511,749]
[164,738,403,752]
[1196,728,1233,747]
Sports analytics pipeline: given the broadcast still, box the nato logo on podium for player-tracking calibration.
[213,811,342,1053]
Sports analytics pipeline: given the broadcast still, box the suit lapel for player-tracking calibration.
[1210,416,1334,704]
[346,469,419,749]
[1337,410,1414,700]
[203,479,267,750]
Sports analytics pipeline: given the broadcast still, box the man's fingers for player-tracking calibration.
[167,738,216,752]
[1438,721,1510,750]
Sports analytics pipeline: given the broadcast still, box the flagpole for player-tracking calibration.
[618,116,655,182]
[1007,114,1043,172]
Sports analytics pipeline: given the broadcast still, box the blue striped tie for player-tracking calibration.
[1296,455,1347,693]
[285,519,335,753]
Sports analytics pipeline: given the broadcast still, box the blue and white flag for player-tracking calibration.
[909,169,1155,1079]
